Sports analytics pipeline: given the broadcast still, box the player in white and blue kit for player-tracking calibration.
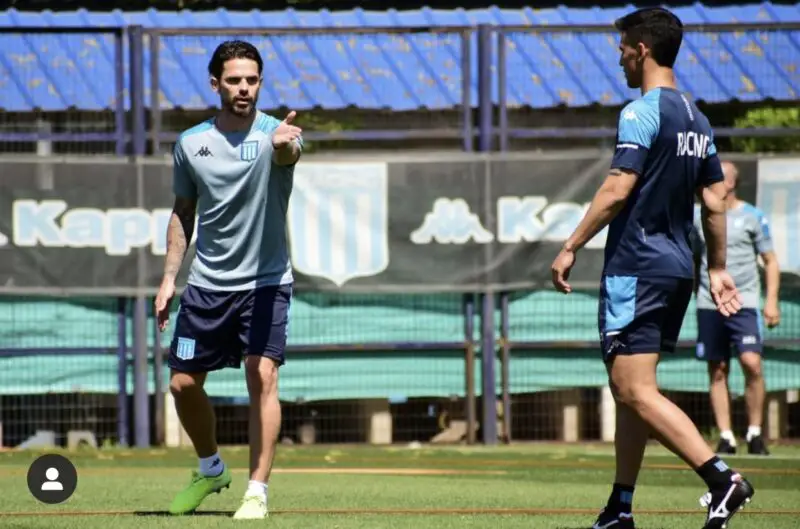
[692,160,781,456]
[551,8,754,529]
[153,40,303,519]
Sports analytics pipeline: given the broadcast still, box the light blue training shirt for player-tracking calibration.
[691,202,774,310]
[172,111,302,291]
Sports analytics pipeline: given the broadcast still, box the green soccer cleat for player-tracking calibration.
[168,466,232,515]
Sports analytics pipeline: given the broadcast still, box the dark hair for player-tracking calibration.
[208,40,263,79]
[614,7,683,68]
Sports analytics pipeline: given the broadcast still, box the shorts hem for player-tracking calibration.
[244,350,286,367]
[167,359,237,374]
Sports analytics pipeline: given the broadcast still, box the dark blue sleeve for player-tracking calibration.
[610,99,660,175]
[699,140,724,187]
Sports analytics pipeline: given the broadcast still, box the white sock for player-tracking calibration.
[199,451,224,477]
[246,480,268,499]
[746,425,761,442]
[720,430,737,446]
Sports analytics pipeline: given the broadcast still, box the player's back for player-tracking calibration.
[605,87,719,279]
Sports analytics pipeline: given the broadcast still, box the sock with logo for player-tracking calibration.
[245,480,268,500]
[696,456,735,490]
[199,451,224,477]
[605,483,635,515]
[720,429,737,446]
[746,425,761,442]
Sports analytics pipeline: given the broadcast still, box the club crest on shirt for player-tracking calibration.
[240,141,259,162]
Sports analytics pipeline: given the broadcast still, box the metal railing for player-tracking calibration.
[1,22,799,154]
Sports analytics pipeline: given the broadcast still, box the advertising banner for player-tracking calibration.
[0,153,768,294]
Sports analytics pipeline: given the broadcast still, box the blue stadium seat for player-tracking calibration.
[0,3,798,112]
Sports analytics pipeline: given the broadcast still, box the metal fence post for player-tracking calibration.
[499,292,511,443]
[461,28,473,152]
[497,29,508,152]
[117,297,129,446]
[129,24,150,448]
[463,294,477,444]
[149,31,162,155]
[153,315,164,446]
[130,25,146,157]
[477,24,493,152]
[477,24,498,445]
[114,29,126,156]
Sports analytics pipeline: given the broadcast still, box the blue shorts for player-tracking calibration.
[696,308,763,361]
[168,283,292,373]
[598,275,693,360]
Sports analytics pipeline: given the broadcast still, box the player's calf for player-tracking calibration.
[739,352,770,455]
[169,371,218,458]
[233,356,282,519]
[244,356,281,483]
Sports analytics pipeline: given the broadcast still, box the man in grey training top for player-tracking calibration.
[154,40,303,519]
[692,159,781,456]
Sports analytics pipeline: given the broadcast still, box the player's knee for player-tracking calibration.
[612,380,651,410]
[708,362,729,383]
[740,355,763,380]
[169,371,204,398]
[244,356,279,396]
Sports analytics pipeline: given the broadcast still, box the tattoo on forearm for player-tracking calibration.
[164,201,195,279]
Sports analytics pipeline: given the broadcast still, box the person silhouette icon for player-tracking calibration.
[41,467,64,491]
[27,454,77,504]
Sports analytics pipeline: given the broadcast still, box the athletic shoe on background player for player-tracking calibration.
[715,438,736,455]
[747,435,770,455]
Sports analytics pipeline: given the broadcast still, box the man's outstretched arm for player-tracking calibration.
[272,111,303,166]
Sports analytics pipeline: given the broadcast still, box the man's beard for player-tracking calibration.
[223,95,257,117]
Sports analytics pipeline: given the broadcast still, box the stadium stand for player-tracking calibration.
[1,2,799,112]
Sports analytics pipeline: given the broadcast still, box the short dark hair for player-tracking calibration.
[614,7,683,68]
[208,40,263,79]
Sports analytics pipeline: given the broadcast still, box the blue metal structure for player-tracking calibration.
[0,3,799,449]
[1,3,799,112]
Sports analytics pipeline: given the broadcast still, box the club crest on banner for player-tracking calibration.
[287,162,389,287]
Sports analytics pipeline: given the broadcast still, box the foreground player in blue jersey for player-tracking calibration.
[154,40,303,519]
[550,8,754,529]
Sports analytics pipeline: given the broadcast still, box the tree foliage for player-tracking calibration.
[730,106,800,154]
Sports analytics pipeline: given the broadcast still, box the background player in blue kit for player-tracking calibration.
[692,159,781,456]
[550,7,754,529]
[153,40,303,519]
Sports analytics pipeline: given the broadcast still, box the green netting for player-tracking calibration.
[0,289,798,399]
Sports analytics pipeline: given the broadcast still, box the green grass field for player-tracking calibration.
[2,443,799,528]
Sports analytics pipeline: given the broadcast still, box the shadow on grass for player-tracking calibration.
[133,511,234,517]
